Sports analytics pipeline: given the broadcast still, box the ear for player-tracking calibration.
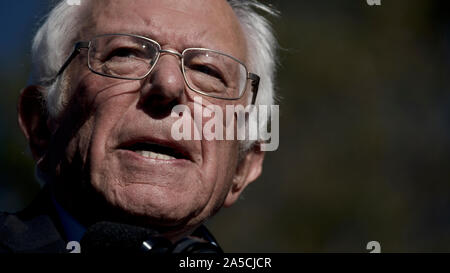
[223,144,265,207]
[18,85,52,164]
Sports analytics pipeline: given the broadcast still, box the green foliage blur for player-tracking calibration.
[1,0,449,252]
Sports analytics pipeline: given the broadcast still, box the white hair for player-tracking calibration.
[31,0,279,149]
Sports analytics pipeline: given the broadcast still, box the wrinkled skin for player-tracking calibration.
[19,0,264,241]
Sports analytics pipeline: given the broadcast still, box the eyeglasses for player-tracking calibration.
[52,33,260,103]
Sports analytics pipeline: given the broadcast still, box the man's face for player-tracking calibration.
[39,0,259,232]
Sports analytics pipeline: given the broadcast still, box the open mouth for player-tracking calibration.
[119,141,191,161]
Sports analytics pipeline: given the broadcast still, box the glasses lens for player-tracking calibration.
[183,49,248,99]
[88,34,159,79]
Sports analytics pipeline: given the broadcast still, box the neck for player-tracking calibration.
[49,175,198,243]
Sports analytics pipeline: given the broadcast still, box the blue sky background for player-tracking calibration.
[0,1,49,73]
[0,1,51,212]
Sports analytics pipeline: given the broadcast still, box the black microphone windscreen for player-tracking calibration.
[80,221,160,253]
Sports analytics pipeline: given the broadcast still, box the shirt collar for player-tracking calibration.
[51,195,86,243]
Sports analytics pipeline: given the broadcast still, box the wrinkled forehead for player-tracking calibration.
[82,0,247,61]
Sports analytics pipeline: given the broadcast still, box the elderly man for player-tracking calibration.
[0,0,277,253]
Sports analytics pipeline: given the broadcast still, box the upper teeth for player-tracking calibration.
[135,150,175,160]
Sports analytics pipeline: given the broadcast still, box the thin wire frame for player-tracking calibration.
[52,33,260,103]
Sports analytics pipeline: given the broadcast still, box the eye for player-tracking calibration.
[106,47,139,60]
[192,64,224,81]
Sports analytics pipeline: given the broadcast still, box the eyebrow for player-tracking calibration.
[118,29,212,50]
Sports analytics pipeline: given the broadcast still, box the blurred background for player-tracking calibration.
[1,0,449,252]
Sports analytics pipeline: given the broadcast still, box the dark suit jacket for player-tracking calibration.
[0,187,67,253]
[0,187,221,253]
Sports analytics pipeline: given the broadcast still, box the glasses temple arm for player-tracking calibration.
[248,73,260,104]
[49,41,90,84]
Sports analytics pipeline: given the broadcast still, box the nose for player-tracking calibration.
[139,50,186,116]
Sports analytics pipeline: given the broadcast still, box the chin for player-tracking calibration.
[96,179,208,229]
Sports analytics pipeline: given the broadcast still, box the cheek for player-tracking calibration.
[76,75,142,152]
[199,138,240,206]
[57,116,95,178]
[190,100,243,213]
[199,104,242,184]
[88,100,137,180]
[75,77,141,186]
[77,75,142,108]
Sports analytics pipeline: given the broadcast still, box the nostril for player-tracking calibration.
[138,93,179,120]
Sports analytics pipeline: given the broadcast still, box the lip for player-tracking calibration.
[116,136,194,162]
[114,148,194,179]
[117,149,192,165]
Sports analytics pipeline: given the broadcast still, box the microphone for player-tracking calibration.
[80,221,172,253]
[80,221,223,253]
